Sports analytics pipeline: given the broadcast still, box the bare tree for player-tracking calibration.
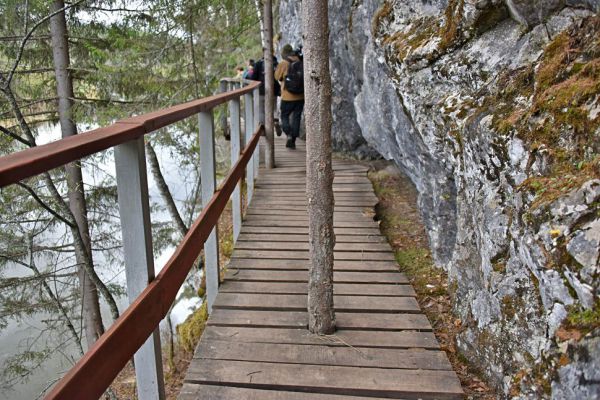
[302,0,336,334]
[49,0,105,346]
[263,0,275,169]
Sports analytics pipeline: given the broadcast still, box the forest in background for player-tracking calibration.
[0,1,266,398]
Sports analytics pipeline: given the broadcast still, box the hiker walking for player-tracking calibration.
[275,44,304,149]
[250,56,281,127]
[242,59,255,79]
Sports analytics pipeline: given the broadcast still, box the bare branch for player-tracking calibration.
[16,182,76,228]
[0,124,32,146]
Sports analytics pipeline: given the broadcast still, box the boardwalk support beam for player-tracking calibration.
[115,138,165,400]
[244,92,255,205]
[198,110,220,313]
[230,96,242,243]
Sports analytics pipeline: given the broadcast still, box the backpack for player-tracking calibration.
[284,59,304,95]
[251,58,281,96]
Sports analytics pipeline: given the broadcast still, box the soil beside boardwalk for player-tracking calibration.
[367,159,497,400]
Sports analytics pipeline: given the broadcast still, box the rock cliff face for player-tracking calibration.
[280,0,599,398]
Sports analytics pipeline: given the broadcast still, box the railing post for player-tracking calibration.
[114,138,165,400]
[253,88,261,177]
[244,92,255,204]
[219,80,230,140]
[198,110,220,313]
[229,96,242,243]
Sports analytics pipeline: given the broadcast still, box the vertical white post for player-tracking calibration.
[198,111,220,313]
[253,88,261,177]
[244,92,255,204]
[115,138,165,400]
[229,97,242,243]
[219,80,230,140]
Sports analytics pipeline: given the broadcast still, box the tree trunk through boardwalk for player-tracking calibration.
[50,0,105,347]
[302,0,336,334]
[263,0,275,169]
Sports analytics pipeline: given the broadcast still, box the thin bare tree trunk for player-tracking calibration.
[145,141,188,237]
[49,0,104,347]
[254,0,265,44]
[263,0,275,169]
[302,0,336,335]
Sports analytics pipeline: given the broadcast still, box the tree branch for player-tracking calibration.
[0,124,32,146]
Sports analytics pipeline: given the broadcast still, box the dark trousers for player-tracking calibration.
[280,100,304,139]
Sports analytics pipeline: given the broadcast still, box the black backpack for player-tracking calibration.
[284,59,304,95]
[251,58,281,96]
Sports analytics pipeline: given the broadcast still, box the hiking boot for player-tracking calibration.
[289,138,296,149]
[286,137,293,148]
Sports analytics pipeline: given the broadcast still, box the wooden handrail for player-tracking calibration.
[0,81,260,187]
[44,124,263,400]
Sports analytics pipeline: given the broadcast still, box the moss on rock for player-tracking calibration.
[176,302,208,354]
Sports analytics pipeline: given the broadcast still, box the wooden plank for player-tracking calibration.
[200,326,439,349]
[248,200,378,207]
[184,360,463,399]
[242,220,380,228]
[227,258,398,271]
[231,250,395,261]
[240,226,381,235]
[257,185,374,192]
[234,241,392,253]
[212,293,420,313]
[245,210,374,218]
[179,384,393,400]
[224,270,408,284]
[236,234,386,243]
[219,281,416,297]
[195,340,452,370]
[207,310,432,331]
[243,214,376,223]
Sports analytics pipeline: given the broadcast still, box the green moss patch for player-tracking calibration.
[176,302,208,354]
[565,300,600,336]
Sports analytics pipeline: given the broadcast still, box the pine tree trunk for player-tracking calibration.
[49,0,104,347]
[263,0,275,169]
[302,0,336,334]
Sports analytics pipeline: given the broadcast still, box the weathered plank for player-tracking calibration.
[240,226,381,235]
[236,233,386,243]
[212,293,420,313]
[195,340,452,370]
[199,326,439,349]
[231,249,395,261]
[207,310,432,331]
[242,219,380,228]
[227,258,398,272]
[185,360,463,400]
[218,281,416,296]
[224,270,409,284]
[179,384,393,400]
[232,241,391,252]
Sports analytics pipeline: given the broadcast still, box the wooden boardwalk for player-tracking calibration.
[180,136,463,399]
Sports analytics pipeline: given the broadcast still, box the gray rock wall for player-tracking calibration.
[279,0,599,398]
